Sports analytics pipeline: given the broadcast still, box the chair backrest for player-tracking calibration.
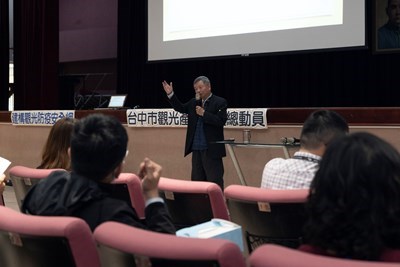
[158,177,230,229]
[0,205,100,267]
[224,184,309,254]
[249,244,400,267]
[109,172,145,219]
[0,183,4,206]
[94,221,246,267]
[8,165,65,210]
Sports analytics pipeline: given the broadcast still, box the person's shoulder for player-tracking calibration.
[378,23,390,33]
[48,169,70,177]
[265,157,286,167]
[263,157,299,176]
[212,94,227,101]
[38,170,70,187]
[210,95,228,107]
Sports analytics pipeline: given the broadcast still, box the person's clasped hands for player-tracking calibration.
[138,158,162,200]
[0,174,6,194]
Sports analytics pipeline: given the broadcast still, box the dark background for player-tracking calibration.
[4,0,400,111]
[118,0,395,109]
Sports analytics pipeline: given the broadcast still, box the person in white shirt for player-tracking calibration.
[261,110,349,189]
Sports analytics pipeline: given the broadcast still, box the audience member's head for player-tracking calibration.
[38,117,76,170]
[299,110,349,156]
[70,113,128,182]
[304,132,400,260]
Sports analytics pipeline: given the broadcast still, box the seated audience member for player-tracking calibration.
[37,117,76,170]
[22,114,175,234]
[300,132,400,262]
[0,174,6,194]
[261,110,348,189]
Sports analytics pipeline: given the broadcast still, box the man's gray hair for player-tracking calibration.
[193,76,210,86]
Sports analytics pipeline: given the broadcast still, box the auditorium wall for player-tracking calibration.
[1,118,400,188]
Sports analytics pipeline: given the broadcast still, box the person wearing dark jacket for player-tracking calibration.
[162,76,228,189]
[22,113,175,234]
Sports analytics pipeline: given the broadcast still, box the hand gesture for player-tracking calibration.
[162,80,173,95]
[0,174,6,194]
[196,106,205,116]
[138,158,162,199]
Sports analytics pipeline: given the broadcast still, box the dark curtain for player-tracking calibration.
[117,0,137,103]
[117,0,151,109]
[14,0,58,110]
[118,0,210,109]
[0,0,9,110]
[118,1,400,109]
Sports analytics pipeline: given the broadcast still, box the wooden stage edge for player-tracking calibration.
[2,107,400,125]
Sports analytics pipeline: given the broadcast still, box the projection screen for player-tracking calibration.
[148,0,366,62]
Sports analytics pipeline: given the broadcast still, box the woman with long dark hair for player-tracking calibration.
[300,132,400,262]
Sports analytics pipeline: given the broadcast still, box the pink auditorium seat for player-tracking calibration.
[0,205,100,267]
[158,177,230,229]
[249,244,400,267]
[94,221,246,267]
[224,184,309,253]
[110,172,145,219]
[8,165,65,210]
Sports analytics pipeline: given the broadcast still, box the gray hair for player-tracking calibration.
[193,76,210,86]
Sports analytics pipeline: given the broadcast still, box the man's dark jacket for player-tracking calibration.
[169,94,227,159]
[22,170,175,233]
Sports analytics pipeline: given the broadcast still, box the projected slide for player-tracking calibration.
[148,0,365,61]
[164,0,342,41]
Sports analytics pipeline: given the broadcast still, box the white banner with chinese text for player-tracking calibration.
[11,110,75,125]
[126,108,267,129]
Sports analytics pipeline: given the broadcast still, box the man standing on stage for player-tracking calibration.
[162,76,228,189]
